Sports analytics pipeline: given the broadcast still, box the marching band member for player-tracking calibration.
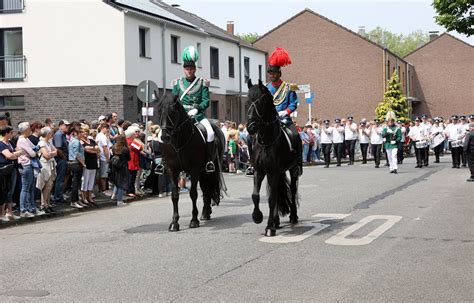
[430,117,445,163]
[421,114,432,166]
[332,118,345,166]
[459,115,469,167]
[320,120,333,168]
[358,120,370,164]
[171,46,215,173]
[344,116,358,165]
[382,118,402,174]
[396,120,406,164]
[444,115,463,168]
[369,119,383,168]
[408,117,426,168]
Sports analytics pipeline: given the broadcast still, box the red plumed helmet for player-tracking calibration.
[268,47,292,67]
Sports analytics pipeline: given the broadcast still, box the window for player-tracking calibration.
[210,47,219,79]
[138,27,150,58]
[1,28,24,80]
[0,95,24,108]
[171,35,180,63]
[0,0,24,13]
[244,57,250,84]
[211,100,219,119]
[196,42,202,67]
[258,65,262,81]
[228,57,235,78]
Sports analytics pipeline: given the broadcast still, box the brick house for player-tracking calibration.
[404,33,474,118]
[0,0,265,125]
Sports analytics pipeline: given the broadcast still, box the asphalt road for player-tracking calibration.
[0,156,473,302]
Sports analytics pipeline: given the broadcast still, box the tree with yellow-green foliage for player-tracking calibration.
[375,71,410,123]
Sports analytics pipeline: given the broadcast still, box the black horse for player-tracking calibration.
[247,79,300,237]
[157,93,226,231]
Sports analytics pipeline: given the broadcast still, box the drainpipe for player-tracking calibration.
[161,22,167,96]
[383,48,386,91]
[238,43,242,123]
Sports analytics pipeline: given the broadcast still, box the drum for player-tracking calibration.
[450,140,463,148]
[415,140,428,149]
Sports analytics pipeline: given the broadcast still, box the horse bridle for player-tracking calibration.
[247,92,282,147]
[159,108,195,152]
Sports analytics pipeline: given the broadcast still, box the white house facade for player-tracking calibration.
[0,0,266,125]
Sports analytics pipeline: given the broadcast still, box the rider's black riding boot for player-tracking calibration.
[205,142,216,173]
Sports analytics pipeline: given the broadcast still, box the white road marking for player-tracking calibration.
[325,215,402,246]
[259,222,329,243]
[312,213,351,220]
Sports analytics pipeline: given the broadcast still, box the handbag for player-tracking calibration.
[0,164,15,176]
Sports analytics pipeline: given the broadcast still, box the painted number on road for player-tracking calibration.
[325,215,402,246]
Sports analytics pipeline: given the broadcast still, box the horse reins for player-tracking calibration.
[247,93,283,148]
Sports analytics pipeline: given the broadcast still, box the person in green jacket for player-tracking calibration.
[382,118,402,174]
[171,46,215,173]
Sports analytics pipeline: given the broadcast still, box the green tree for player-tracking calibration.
[433,0,473,36]
[363,27,429,57]
[237,32,260,44]
[375,71,410,123]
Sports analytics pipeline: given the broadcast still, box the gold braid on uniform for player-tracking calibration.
[178,78,203,95]
[273,83,289,106]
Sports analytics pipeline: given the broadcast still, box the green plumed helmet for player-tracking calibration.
[182,46,199,63]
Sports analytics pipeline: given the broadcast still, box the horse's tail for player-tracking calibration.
[267,172,292,217]
[208,126,228,205]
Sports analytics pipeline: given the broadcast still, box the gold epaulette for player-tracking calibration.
[289,83,298,91]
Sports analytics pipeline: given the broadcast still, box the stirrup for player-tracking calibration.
[155,164,165,175]
[205,161,215,173]
[245,166,254,175]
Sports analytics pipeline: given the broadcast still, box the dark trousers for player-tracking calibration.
[461,149,467,166]
[53,158,67,202]
[371,144,382,167]
[415,147,424,166]
[397,142,404,163]
[321,143,332,166]
[360,143,369,163]
[345,140,356,163]
[128,170,138,194]
[334,143,343,165]
[450,143,462,167]
[434,143,443,162]
[70,162,82,203]
[423,146,430,165]
[468,152,474,178]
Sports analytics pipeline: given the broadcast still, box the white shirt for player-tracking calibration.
[431,125,444,137]
[408,125,427,141]
[332,126,344,143]
[320,126,333,144]
[421,122,432,136]
[444,123,463,141]
[96,132,112,161]
[344,123,358,140]
[358,128,370,144]
[369,126,383,144]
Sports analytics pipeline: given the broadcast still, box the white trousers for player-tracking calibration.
[81,168,96,191]
[199,118,214,142]
[386,148,398,171]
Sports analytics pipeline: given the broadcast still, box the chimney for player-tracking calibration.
[428,31,439,41]
[357,26,366,36]
[227,21,234,35]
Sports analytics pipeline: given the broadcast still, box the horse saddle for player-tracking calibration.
[281,125,299,152]
[194,122,207,143]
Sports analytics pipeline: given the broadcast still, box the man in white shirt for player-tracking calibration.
[430,117,445,163]
[459,115,469,167]
[320,119,333,168]
[344,116,358,165]
[408,117,426,168]
[358,120,370,164]
[96,123,112,194]
[369,119,383,168]
[443,115,463,168]
[332,118,345,166]
[420,114,432,166]
[396,120,407,164]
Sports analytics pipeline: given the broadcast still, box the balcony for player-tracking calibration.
[0,0,24,13]
[1,55,27,81]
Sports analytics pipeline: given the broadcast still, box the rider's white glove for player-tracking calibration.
[188,108,198,117]
[278,110,288,118]
[387,128,393,134]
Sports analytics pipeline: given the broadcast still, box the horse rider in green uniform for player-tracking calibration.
[171,46,216,173]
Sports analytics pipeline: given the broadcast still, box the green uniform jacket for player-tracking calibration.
[382,125,402,150]
[172,77,210,122]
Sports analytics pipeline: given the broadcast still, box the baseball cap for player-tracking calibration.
[98,115,106,121]
[59,120,71,125]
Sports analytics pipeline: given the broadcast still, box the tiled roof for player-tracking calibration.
[404,33,473,58]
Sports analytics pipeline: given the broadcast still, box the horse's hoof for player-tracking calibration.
[200,215,211,221]
[189,220,200,228]
[252,210,263,224]
[289,216,299,225]
[265,228,276,237]
[168,223,180,232]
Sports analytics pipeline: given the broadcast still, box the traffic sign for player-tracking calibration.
[296,84,311,93]
[136,80,159,103]
[305,92,314,104]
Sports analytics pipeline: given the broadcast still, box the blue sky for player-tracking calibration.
[165,0,473,45]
